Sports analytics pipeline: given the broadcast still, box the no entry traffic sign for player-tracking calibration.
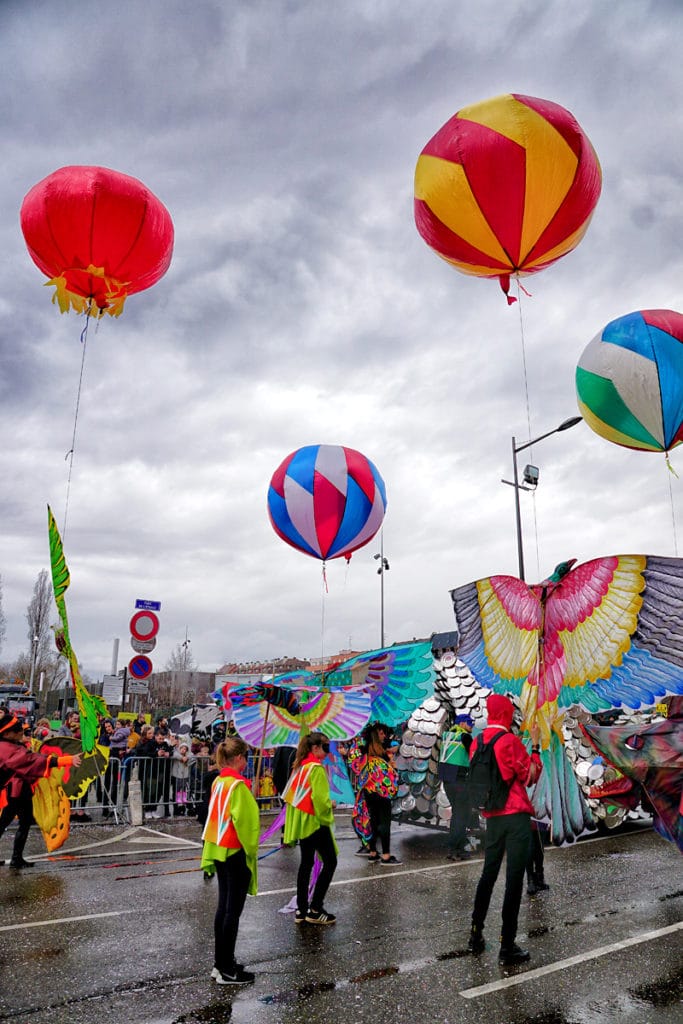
[128,655,153,680]
[130,610,160,642]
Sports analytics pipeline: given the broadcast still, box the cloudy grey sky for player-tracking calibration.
[1,0,682,680]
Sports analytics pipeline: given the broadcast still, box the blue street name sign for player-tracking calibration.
[135,599,162,611]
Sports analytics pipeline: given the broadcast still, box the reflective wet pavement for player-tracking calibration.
[0,816,681,1023]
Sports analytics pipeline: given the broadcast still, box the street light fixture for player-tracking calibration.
[28,635,39,692]
[181,627,191,671]
[373,532,390,648]
[502,416,582,581]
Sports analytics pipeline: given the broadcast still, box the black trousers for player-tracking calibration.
[297,825,337,915]
[0,782,34,862]
[365,791,392,855]
[214,850,252,973]
[471,812,531,947]
[527,827,545,880]
[443,780,471,854]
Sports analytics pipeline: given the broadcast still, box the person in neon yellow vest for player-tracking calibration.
[201,736,259,985]
[283,731,338,925]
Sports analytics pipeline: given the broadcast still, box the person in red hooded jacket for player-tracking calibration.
[0,710,82,868]
[467,694,542,965]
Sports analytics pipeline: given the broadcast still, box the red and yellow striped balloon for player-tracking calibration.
[414,93,602,302]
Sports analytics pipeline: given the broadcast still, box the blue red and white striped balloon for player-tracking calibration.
[267,444,387,561]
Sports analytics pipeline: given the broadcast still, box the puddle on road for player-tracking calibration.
[260,979,336,1005]
[350,964,399,983]
[172,1002,234,1023]
[629,965,683,1008]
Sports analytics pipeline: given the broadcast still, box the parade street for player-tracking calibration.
[0,815,681,1024]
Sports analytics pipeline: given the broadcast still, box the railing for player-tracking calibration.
[77,754,278,822]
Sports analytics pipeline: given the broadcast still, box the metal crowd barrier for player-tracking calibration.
[74,753,278,823]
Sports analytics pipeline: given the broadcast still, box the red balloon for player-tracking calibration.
[20,165,174,317]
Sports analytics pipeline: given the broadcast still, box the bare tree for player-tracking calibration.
[25,569,56,689]
[165,641,198,672]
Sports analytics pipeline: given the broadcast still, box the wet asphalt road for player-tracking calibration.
[0,815,681,1024]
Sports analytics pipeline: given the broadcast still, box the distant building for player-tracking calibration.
[216,656,311,676]
[141,670,216,712]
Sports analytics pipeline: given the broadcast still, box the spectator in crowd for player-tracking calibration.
[152,729,173,817]
[196,744,219,826]
[133,725,159,815]
[156,715,171,737]
[58,711,80,737]
[171,740,195,815]
[31,718,54,744]
[59,711,90,822]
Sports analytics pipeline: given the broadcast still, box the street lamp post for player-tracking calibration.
[502,416,582,581]
[373,533,390,648]
[181,627,191,671]
[28,635,39,692]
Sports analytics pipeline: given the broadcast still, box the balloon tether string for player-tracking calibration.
[320,562,327,678]
[666,456,679,556]
[63,308,92,539]
[515,279,540,579]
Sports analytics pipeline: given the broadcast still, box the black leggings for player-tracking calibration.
[214,850,252,973]
[0,783,33,861]
[297,825,337,915]
[365,791,392,855]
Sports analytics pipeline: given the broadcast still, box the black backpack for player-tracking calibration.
[468,732,511,811]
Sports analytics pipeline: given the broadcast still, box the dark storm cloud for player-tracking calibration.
[0,0,682,675]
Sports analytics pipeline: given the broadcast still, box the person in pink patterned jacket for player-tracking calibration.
[349,722,400,865]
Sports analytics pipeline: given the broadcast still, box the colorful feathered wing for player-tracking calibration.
[230,682,372,748]
[48,505,110,757]
[335,640,435,726]
[230,641,434,747]
[451,555,683,843]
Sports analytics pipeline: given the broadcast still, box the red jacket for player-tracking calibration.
[0,738,74,796]
[470,725,542,818]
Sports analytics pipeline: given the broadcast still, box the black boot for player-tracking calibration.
[468,924,486,954]
[9,858,34,869]
[499,942,530,965]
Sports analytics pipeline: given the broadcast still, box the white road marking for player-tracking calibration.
[459,921,683,999]
[258,859,468,897]
[0,910,135,933]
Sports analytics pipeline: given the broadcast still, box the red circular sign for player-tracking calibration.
[130,611,160,642]
[128,655,153,680]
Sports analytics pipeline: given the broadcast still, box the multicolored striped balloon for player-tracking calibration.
[267,444,387,561]
[414,93,602,302]
[576,310,683,453]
